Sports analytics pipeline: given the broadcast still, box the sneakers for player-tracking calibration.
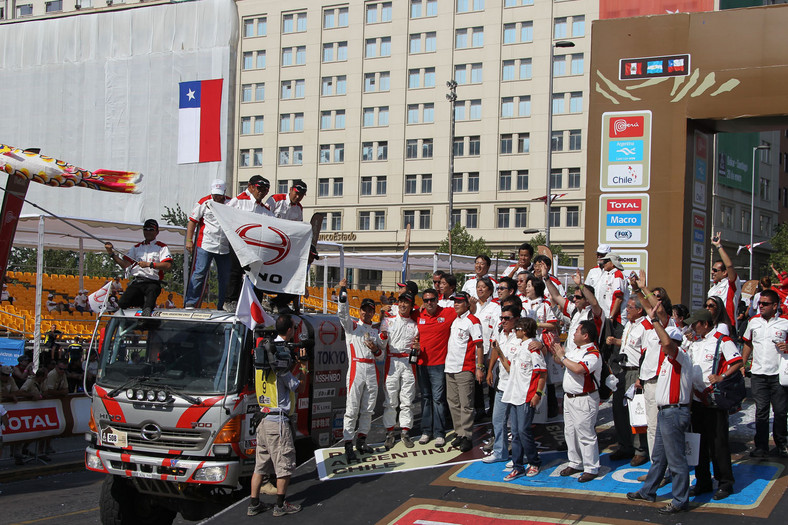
[384,431,396,450]
[504,469,525,481]
[658,502,687,515]
[434,436,446,447]
[505,460,514,468]
[272,501,302,517]
[247,501,273,516]
[401,431,415,449]
[356,436,374,455]
[482,455,506,464]
[418,434,431,445]
[525,465,540,477]
[482,440,494,453]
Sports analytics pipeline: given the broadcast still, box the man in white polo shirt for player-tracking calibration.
[266,180,306,222]
[707,232,740,334]
[445,291,484,453]
[741,288,788,458]
[627,322,692,515]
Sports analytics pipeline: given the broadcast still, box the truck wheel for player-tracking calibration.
[100,475,177,525]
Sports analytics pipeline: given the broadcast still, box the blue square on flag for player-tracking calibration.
[179,81,202,109]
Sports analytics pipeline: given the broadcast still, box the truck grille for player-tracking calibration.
[102,422,208,451]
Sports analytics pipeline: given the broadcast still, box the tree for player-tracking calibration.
[437,223,490,257]
[768,222,788,274]
[526,233,572,266]
[160,204,188,293]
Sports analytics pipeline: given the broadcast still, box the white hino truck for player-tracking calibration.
[86,308,350,524]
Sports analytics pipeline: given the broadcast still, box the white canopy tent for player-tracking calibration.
[11,214,186,366]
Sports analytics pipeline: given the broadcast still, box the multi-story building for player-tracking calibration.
[236,0,596,265]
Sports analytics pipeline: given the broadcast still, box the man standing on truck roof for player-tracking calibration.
[248,313,307,517]
[337,278,386,462]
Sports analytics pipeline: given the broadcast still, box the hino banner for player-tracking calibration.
[211,203,312,295]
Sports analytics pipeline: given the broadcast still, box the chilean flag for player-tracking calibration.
[178,79,223,164]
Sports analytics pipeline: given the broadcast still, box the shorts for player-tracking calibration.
[254,417,296,478]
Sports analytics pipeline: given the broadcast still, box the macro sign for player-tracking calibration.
[600,111,652,192]
[598,194,649,247]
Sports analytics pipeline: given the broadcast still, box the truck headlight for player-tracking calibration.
[212,445,231,456]
[86,451,105,471]
[193,465,227,482]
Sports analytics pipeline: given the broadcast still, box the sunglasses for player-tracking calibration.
[497,286,509,291]
[573,295,584,300]
[423,297,437,302]
[500,316,515,321]
[758,301,775,306]
[432,280,441,284]
[704,303,715,309]
[711,268,724,273]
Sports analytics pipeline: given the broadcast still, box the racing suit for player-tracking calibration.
[338,301,385,441]
[380,313,418,432]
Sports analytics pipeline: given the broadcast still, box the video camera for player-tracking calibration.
[253,328,314,373]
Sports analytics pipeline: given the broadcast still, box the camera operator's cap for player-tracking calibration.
[606,253,625,270]
[292,180,307,194]
[396,280,419,295]
[665,326,684,342]
[360,298,376,311]
[248,175,270,189]
[399,291,415,304]
[210,179,226,195]
[143,218,159,231]
[596,244,611,256]
[452,291,470,302]
[685,308,713,326]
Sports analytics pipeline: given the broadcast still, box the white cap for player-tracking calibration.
[596,244,611,255]
[665,326,684,342]
[210,179,226,195]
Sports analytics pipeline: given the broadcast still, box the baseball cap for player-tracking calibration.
[665,326,684,342]
[606,253,624,270]
[396,280,419,296]
[399,291,415,304]
[596,244,611,255]
[143,218,159,231]
[684,308,712,326]
[452,291,470,302]
[210,179,226,195]
[292,180,308,194]
[248,175,270,189]
[360,298,376,311]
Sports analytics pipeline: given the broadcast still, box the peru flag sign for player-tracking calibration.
[178,79,223,164]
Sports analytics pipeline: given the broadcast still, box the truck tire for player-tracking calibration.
[100,475,177,525]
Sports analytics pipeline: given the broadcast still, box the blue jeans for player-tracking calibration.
[418,364,446,438]
[491,390,512,460]
[510,403,540,470]
[638,405,690,509]
[185,247,230,309]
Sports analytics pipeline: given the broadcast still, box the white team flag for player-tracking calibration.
[211,202,312,294]
[88,282,113,313]
[236,276,276,331]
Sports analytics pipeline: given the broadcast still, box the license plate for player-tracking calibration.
[101,427,128,448]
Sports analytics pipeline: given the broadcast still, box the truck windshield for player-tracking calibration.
[96,317,244,395]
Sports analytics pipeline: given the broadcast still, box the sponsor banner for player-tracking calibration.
[600,111,652,192]
[693,130,711,209]
[0,338,25,366]
[618,54,691,80]
[311,401,332,415]
[691,210,706,263]
[313,388,337,399]
[314,369,342,384]
[3,402,65,441]
[717,132,760,192]
[690,263,707,311]
[614,250,648,276]
[598,194,650,248]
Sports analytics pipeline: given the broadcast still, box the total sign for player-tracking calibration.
[600,111,652,192]
[599,194,649,247]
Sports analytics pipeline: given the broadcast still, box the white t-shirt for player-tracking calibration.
[620,316,648,367]
[561,301,605,354]
[126,241,173,281]
[475,298,501,356]
[708,276,740,331]
[742,314,788,375]
[655,348,693,406]
[597,268,627,324]
[189,196,230,254]
[266,193,303,221]
[501,337,546,406]
[494,330,519,393]
[688,331,742,400]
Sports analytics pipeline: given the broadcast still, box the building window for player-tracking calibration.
[278,146,303,166]
[552,93,566,115]
[331,212,343,231]
[359,211,371,230]
[409,68,436,89]
[455,27,484,49]
[365,37,392,58]
[501,133,529,155]
[411,0,438,18]
[566,206,579,227]
[277,180,289,194]
[239,148,263,167]
[721,204,733,229]
[405,175,417,194]
[323,6,349,29]
[361,177,373,196]
[405,173,432,194]
[321,76,347,96]
[549,208,561,228]
[280,79,305,100]
[419,210,431,230]
[243,51,266,70]
[319,144,345,164]
[514,207,528,228]
[363,106,390,127]
[333,178,344,196]
[453,138,464,157]
[503,21,533,44]
[457,0,485,13]
[242,83,265,103]
[366,2,393,24]
[282,46,306,66]
[497,209,510,228]
[282,11,307,34]
[551,131,564,152]
[499,171,512,191]
[571,54,585,75]
[452,174,463,193]
[409,32,437,54]
[467,172,479,192]
[244,17,267,37]
[568,168,581,188]
[364,71,391,92]
[505,0,534,6]
[465,209,478,229]
[403,210,415,229]
[320,110,346,130]
[569,92,583,113]
[360,176,388,197]
[517,134,530,153]
[279,113,304,133]
[502,58,532,81]
[323,41,348,63]
[760,215,772,235]
[572,16,585,37]
[569,129,582,151]
[554,17,567,39]
[500,134,513,155]
[407,103,435,124]
[550,169,562,189]
[241,115,264,135]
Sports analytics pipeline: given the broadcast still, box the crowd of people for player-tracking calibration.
[334,233,788,515]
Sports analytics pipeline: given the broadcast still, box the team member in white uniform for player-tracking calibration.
[266,180,306,221]
[551,320,602,482]
[228,175,273,216]
[686,308,743,500]
[707,232,740,333]
[484,305,520,463]
[741,289,788,458]
[462,255,498,299]
[585,244,610,291]
[500,243,534,279]
[438,274,458,308]
[337,278,386,461]
[544,270,605,356]
[381,291,419,449]
[627,321,693,515]
[104,219,172,316]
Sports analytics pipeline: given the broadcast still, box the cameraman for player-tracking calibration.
[248,314,306,517]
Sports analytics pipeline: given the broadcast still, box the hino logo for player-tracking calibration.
[235,224,291,265]
[140,423,162,441]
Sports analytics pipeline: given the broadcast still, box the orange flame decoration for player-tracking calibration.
[1,144,141,193]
